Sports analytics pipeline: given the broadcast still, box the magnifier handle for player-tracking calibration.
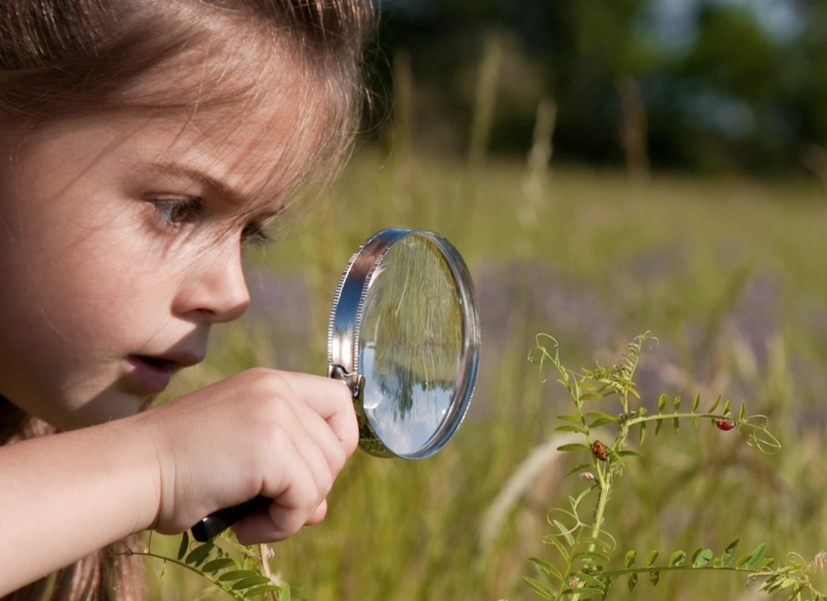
[190,495,271,542]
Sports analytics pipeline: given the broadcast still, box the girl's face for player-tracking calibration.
[0,103,300,430]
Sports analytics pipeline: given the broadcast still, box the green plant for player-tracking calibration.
[112,531,291,601]
[523,332,825,601]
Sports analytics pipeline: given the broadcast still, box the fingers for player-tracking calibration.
[216,369,358,546]
[231,500,328,545]
[255,395,342,541]
[271,371,359,457]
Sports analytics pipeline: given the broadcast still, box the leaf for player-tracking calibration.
[544,536,570,562]
[245,585,282,598]
[185,543,214,566]
[694,548,714,567]
[232,576,272,590]
[691,414,698,429]
[553,520,576,546]
[574,551,609,562]
[674,395,681,412]
[555,425,587,434]
[650,571,660,586]
[625,550,637,568]
[739,401,746,422]
[219,570,263,582]
[756,557,776,570]
[723,400,732,417]
[746,543,767,569]
[588,417,617,428]
[529,557,563,582]
[562,587,603,597]
[691,547,704,564]
[573,572,606,590]
[558,414,582,423]
[628,573,638,592]
[202,558,236,574]
[656,418,664,436]
[177,532,189,561]
[692,393,700,413]
[669,550,686,567]
[557,444,590,453]
[722,539,741,566]
[564,463,595,478]
[646,550,659,567]
[640,421,647,446]
[709,394,721,413]
[657,394,666,414]
[616,450,642,458]
[735,553,752,568]
[522,577,555,600]
[581,536,612,551]
[585,411,619,422]
[580,393,604,401]
[280,583,291,601]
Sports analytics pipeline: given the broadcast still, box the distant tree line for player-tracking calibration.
[369,0,827,178]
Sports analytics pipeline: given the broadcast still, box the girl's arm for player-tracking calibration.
[0,368,357,596]
[0,417,159,595]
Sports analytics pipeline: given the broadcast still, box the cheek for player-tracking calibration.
[0,208,180,356]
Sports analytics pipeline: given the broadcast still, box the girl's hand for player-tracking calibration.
[131,368,358,544]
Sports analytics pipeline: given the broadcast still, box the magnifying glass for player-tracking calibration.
[190,228,481,542]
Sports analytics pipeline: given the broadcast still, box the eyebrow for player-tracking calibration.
[145,162,249,207]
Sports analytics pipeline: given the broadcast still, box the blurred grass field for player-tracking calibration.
[146,149,827,601]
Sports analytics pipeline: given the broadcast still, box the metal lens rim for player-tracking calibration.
[327,228,481,460]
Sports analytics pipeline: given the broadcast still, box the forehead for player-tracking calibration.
[117,35,330,211]
[150,90,321,210]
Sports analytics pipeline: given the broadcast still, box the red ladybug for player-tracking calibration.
[591,440,608,461]
[715,419,736,431]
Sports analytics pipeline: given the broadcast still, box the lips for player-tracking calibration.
[126,353,203,393]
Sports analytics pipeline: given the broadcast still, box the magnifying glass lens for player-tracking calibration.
[359,235,463,455]
[190,229,480,542]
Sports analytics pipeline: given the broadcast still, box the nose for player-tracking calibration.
[176,238,250,324]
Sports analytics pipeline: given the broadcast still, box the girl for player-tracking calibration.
[0,0,375,598]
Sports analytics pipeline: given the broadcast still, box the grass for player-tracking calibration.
[144,150,827,601]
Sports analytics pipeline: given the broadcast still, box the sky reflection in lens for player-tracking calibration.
[358,236,463,455]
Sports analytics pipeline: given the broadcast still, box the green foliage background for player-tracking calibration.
[137,8,827,594]
[141,147,827,599]
[370,0,827,177]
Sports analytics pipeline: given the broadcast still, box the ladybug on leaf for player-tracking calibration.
[715,418,736,431]
[591,440,608,461]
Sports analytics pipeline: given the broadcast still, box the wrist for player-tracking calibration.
[102,410,163,534]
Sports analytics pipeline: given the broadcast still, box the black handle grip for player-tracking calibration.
[190,495,272,542]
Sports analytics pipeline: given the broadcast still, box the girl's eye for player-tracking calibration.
[241,222,273,248]
[150,196,204,226]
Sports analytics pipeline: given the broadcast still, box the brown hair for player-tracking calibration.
[0,0,375,599]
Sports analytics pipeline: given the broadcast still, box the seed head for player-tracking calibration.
[810,552,827,572]
[569,577,580,588]
[579,472,596,481]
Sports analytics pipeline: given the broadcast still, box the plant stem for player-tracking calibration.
[569,470,611,601]
[626,412,718,427]
[258,543,277,601]
[596,564,765,578]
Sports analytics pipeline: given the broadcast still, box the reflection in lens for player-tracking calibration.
[358,235,463,455]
